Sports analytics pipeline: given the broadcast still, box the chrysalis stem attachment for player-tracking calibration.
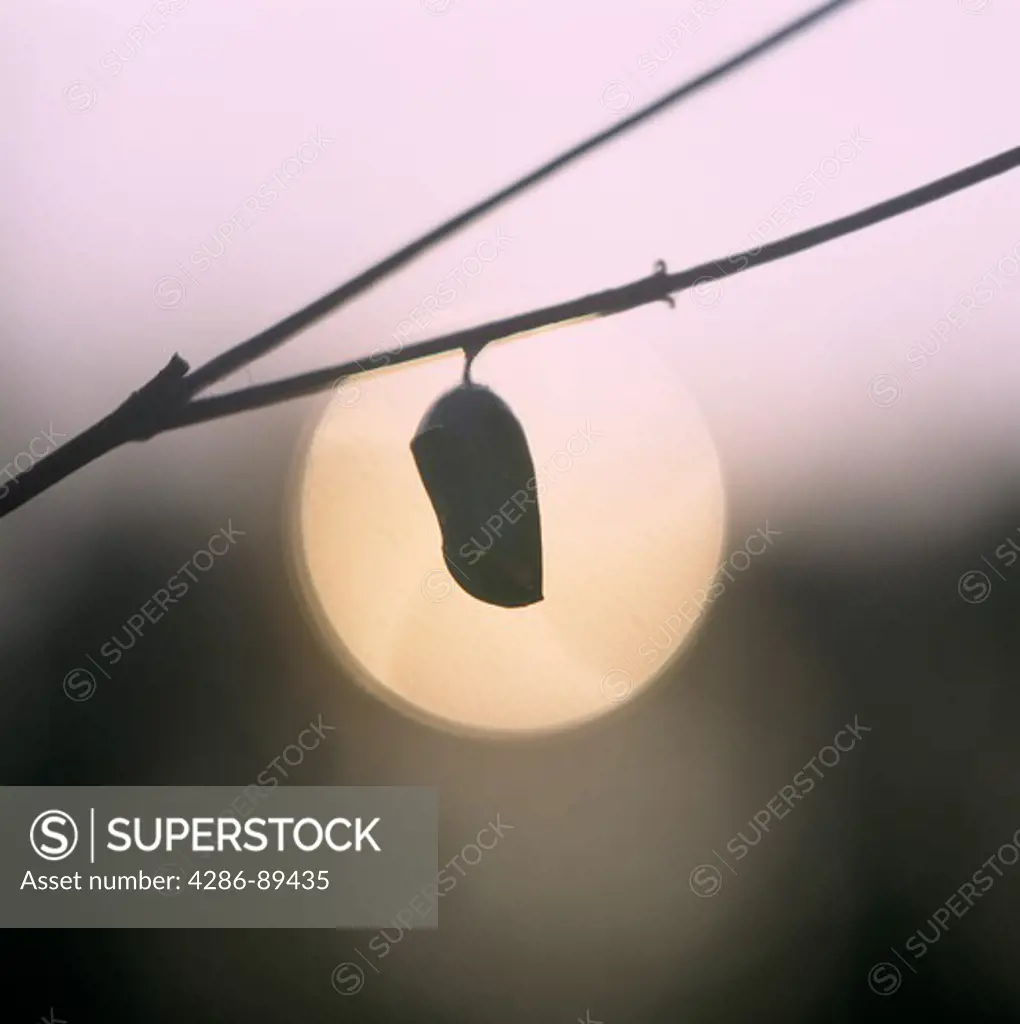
[462,342,486,384]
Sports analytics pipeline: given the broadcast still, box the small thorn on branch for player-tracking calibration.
[653,260,676,308]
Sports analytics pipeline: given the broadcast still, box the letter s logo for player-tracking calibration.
[30,810,79,861]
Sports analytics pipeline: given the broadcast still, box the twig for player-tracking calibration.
[3,141,1018,522]
[180,0,863,397]
[163,141,1020,428]
[0,0,865,521]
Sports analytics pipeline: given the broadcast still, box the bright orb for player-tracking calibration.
[293,323,726,736]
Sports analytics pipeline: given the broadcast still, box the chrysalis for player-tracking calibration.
[411,378,543,608]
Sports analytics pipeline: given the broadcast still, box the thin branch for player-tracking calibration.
[181,0,864,396]
[3,141,1017,524]
[165,142,1020,429]
[0,0,866,522]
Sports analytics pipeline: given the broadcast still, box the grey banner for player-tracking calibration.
[2,786,438,928]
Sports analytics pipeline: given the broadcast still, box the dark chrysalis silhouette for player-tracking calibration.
[411,368,543,608]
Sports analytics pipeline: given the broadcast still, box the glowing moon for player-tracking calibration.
[292,322,726,736]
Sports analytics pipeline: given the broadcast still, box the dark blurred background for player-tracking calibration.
[4,411,1020,1021]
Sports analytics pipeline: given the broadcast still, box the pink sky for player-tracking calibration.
[2,0,1018,566]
